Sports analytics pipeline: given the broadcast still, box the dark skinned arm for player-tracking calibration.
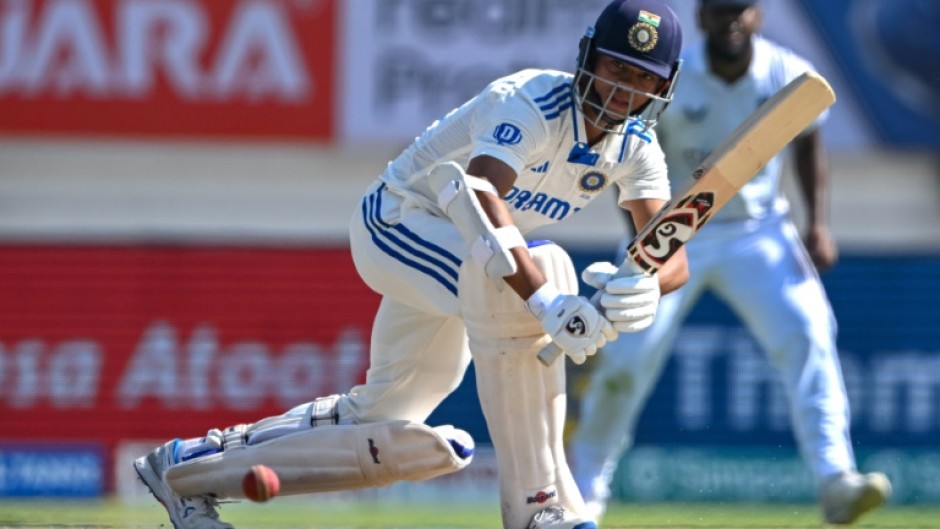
[793,129,838,271]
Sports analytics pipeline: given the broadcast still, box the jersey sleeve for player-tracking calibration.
[614,133,671,208]
[468,88,549,175]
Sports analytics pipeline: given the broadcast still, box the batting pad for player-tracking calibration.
[459,243,587,529]
[165,420,473,498]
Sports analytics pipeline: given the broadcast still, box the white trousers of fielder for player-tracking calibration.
[572,214,855,506]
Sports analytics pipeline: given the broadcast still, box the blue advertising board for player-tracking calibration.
[0,444,104,497]
[428,252,940,502]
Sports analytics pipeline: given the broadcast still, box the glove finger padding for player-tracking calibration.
[600,289,660,309]
[566,348,586,365]
[601,274,661,333]
[581,261,618,290]
[604,273,660,295]
[611,316,655,333]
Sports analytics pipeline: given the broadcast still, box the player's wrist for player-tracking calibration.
[525,283,563,320]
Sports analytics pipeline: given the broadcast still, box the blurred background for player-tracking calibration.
[0,0,938,508]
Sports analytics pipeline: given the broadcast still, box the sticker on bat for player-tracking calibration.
[635,192,715,267]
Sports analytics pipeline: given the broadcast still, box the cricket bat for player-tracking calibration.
[538,71,836,366]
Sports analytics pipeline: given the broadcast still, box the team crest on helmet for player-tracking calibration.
[579,171,608,192]
[628,21,659,53]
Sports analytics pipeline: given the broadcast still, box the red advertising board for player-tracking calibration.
[0,0,335,140]
[0,244,377,452]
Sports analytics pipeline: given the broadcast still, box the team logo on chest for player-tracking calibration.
[579,171,608,193]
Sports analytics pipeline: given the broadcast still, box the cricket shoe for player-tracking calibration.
[134,440,234,529]
[820,471,892,525]
[528,505,597,529]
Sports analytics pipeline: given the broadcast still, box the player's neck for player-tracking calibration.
[581,106,609,146]
[585,124,606,146]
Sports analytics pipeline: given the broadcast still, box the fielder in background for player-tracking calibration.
[569,0,892,525]
[134,1,688,528]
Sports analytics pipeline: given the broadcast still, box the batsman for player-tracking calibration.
[134,1,688,528]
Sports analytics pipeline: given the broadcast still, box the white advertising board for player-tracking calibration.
[339,0,876,149]
[339,0,607,143]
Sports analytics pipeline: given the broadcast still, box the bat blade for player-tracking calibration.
[627,71,836,274]
[538,71,836,366]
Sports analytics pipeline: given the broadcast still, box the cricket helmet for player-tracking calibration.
[575,0,683,133]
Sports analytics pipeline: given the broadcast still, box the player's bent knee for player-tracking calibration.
[166,421,474,499]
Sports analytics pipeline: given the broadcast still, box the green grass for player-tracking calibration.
[0,498,938,528]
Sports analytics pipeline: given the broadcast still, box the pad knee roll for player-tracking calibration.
[166,421,473,498]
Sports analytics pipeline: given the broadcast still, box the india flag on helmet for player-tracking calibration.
[638,10,661,27]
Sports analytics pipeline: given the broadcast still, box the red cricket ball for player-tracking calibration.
[242,464,281,503]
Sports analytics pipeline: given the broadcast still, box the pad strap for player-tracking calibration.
[436,174,498,210]
[222,424,249,450]
[309,394,342,427]
[470,226,525,270]
[464,174,499,195]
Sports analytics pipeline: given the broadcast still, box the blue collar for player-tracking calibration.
[568,98,600,166]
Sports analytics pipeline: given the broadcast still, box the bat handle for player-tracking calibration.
[618,247,649,277]
[536,289,604,366]
[537,342,563,366]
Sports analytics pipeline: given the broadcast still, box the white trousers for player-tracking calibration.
[349,181,584,528]
[346,181,472,423]
[572,215,855,504]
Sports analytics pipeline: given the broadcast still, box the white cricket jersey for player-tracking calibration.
[657,35,827,222]
[379,69,671,234]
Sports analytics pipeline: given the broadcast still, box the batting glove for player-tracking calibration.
[526,284,616,365]
[581,261,619,290]
[582,261,661,333]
